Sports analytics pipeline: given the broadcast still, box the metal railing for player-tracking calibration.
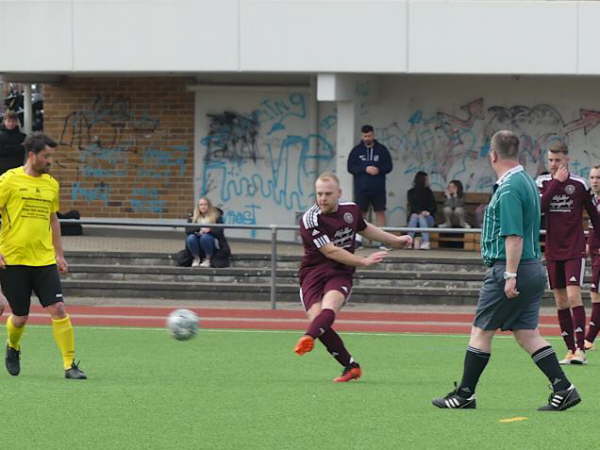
[59,218,483,309]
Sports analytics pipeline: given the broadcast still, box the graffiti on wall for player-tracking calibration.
[199,92,335,235]
[60,96,189,214]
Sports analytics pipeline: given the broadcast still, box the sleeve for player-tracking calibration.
[52,180,60,214]
[210,213,225,238]
[538,178,561,212]
[583,188,600,239]
[0,172,9,210]
[299,213,331,249]
[378,146,393,175]
[347,147,363,175]
[427,189,437,216]
[407,189,415,215]
[356,207,367,232]
[498,189,523,237]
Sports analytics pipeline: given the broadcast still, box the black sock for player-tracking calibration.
[458,346,490,397]
[532,346,571,392]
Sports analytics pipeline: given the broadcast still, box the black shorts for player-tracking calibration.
[355,190,386,212]
[473,260,546,331]
[0,265,64,316]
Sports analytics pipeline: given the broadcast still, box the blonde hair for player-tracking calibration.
[316,171,340,185]
[192,197,219,223]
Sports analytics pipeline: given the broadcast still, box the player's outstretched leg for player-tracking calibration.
[5,315,25,376]
[294,308,336,356]
[318,328,361,382]
[51,314,87,380]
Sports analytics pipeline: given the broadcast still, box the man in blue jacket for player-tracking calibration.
[347,125,393,232]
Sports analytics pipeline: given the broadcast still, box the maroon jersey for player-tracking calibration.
[537,173,600,261]
[588,194,600,260]
[299,202,367,275]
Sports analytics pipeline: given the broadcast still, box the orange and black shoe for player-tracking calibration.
[294,335,314,355]
[333,362,362,382]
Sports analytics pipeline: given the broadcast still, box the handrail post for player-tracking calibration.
[270,225,278,310]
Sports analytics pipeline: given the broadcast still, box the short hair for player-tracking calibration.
[316,171,340,186]
[591,165,600,171]
[361,125,374,134]
[23,132,57,155]
[491,130,519,160]
[548,141,568,155]
[3,110,18,120]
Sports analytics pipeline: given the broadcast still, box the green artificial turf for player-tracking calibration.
[2,326,596,449]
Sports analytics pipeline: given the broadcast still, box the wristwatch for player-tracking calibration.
[503,271,517,280]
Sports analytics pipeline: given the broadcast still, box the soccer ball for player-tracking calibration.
[166,309,199,341]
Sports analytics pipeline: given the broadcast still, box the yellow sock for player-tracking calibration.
[6,315,25,351]
[52,315,75,370]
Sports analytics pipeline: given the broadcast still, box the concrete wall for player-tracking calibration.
[3,1,600,75]
[193,75,600,233]
[43,77,195,218]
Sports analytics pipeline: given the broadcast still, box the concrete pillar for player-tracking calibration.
[23,84,32,134]
[336,100,356,201]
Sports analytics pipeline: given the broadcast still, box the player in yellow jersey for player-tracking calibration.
[0,132,86,379]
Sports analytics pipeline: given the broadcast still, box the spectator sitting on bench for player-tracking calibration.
[407,171,437,250]
[186,197,224,268]
[439,180,471,229]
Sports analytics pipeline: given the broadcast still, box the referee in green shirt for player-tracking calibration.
[432,130,581,411]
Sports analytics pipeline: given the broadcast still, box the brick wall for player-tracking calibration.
[43,77,195,218]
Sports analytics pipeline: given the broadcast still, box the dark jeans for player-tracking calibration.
[186,233,216,258]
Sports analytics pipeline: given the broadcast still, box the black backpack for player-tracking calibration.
[57,210,83,236]
[173,248,193,267]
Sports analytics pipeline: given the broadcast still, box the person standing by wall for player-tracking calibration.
[0,111,26,175]
[347,125,392,248]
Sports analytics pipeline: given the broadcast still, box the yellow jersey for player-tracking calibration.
[0,166,60,266]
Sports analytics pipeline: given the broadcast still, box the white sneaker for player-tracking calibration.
[378,244,391,251]
[191,257,201,267]
[200,259,211,268]
[461,222,472,229]
[420,241,431,250]
[438,222,452,228]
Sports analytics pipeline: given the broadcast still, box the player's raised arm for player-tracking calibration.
[359,222,412,249]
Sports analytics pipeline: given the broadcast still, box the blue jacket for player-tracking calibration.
[347,140,392,193]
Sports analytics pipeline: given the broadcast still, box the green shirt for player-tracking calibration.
[481,165,541,267]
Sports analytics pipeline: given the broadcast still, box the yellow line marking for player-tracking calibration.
[499,417,528,423]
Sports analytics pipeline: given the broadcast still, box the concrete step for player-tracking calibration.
[64,264,488,288]
[64,250,485,272]
[61,279,567,306]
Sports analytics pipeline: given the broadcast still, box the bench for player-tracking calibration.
[428,191,490,251]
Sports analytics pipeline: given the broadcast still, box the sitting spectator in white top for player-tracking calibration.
[186,197,224,267]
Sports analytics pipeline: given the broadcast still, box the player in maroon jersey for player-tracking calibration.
[536,143,600,364]
[294,172,412,382]
[585,166,600,350]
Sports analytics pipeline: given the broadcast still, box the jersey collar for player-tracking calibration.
[496,165,524,187]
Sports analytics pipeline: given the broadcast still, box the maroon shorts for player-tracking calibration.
[546,258,585,290]
[299,268,353,312]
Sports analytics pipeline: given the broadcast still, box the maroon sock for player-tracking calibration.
[306,309,335,338]
[572,305,586,351]
[318,328,352,367]
[586,303,600,343]
[557,308,576,352]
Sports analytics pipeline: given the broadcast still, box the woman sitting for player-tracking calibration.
[439,179,471,229]
[186,197,225,267]
[407,171,436,250]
